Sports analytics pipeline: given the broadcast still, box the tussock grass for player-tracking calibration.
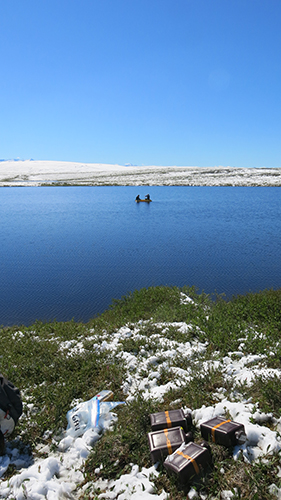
[1,285,281,498]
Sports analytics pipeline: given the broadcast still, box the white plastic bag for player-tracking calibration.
[66,394,124,438]
[66,397,100,437]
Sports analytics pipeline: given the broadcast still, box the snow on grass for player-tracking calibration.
[1,294,281,499]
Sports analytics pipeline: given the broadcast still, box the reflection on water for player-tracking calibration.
[0,186,280,326]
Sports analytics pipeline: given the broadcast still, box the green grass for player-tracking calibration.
[1,285,281,499]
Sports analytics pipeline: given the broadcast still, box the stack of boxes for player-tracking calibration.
[147,409,246,485]
[148,409,193,463]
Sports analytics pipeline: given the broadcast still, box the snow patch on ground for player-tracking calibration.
[1,299,281,499]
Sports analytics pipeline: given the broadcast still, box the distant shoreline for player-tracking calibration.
[1,160,281,187]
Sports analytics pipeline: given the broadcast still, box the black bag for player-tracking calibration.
[0,374,23,424]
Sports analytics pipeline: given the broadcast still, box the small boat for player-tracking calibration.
[135,199,152,203]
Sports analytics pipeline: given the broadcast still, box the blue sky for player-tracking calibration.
[1,0,280,167]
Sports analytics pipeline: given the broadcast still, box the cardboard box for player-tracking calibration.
[150,409,192,432]
[148,426,193,463]
[164,442,212,484]
[200,416,246,447]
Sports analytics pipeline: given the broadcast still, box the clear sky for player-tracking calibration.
[1,0,280,167]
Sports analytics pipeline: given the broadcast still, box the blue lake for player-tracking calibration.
[0,186,280,326]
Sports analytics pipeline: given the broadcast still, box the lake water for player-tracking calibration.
[0,186,280,326]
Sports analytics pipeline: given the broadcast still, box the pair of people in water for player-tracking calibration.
[135,194,150,201]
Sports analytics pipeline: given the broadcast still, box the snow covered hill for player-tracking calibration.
[0,160,281,186]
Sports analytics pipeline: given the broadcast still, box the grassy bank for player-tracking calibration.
[1,285,281,499]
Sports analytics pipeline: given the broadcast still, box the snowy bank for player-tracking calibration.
[0,160,281,186]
